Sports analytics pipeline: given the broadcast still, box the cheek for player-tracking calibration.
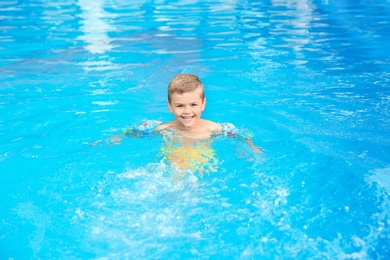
[172,108,181,114]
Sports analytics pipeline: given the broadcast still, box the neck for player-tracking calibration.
[175,120,203,131]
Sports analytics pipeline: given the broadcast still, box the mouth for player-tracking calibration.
[181,115,194,122]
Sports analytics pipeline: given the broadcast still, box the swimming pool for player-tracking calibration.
[1,0,389,258]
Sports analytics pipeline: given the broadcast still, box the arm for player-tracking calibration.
[90,134,124,146]
[245,139,262,153]
[221,122,262,153]
[91,120,163,146]
[154,122,175,142]
[124,120,163,137]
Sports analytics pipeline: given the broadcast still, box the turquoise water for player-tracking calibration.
[1,0,389,259]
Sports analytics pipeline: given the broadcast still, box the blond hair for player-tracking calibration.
[168,73,205,103]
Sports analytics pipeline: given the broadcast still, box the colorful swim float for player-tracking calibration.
[219,122,254,140]
[123,120,163,137]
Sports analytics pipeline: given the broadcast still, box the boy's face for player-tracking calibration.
[168,87,206,129]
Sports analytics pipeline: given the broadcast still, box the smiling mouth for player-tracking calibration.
[182,116,194,121]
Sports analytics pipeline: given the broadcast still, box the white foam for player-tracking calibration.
[91,101,118,106]
[371,167,390,193]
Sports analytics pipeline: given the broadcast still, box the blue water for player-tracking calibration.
[1,0,389,259]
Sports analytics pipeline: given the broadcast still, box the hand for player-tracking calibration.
[90,140,103,146]
[108,135,122,145]
[252,145,262,154]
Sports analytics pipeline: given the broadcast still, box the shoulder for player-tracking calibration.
[155,121,174,131]
[201,120,222,132]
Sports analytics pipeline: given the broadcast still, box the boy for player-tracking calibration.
[96,73,260,175]
[155,73,261,153]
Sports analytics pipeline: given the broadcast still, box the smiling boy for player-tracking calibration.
[155,73,260,153]
[155,74,222,140]
[93,73,260,175]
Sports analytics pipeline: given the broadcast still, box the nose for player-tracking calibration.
[184,105,191,113]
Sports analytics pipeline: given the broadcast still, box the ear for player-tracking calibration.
[201,98,206,111]
[167,100,173,112]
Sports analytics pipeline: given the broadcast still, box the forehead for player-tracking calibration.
[170,88,204,103]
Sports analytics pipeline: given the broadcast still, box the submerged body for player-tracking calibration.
[122,119,257,176]
[159,138,218,180]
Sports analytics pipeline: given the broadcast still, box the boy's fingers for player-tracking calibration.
[108,135,122,145]
[90,140,103,146]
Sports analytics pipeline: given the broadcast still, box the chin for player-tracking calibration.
[179,120,196,129]
[181,123,195,129]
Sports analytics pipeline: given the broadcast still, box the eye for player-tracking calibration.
[176,104,183,108]
[191,103,198,107]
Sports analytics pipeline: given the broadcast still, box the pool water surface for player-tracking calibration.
[0,0,389,259]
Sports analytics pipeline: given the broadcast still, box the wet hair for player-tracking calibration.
[168,73,205,103]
